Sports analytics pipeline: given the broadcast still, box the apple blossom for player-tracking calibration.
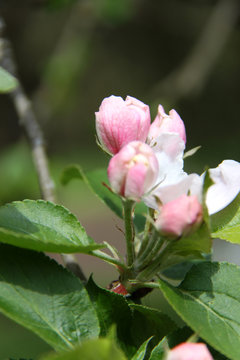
[155,194,203,238]
[166,342,213,360]
[96,95,240,217]
[144,138,240,217]
[143,132,194,208]
[178,160,240,216]
[95,95,150,155]
[147,104,186,145]
[107,141,159,201]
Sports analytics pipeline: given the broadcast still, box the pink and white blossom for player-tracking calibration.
[95,95,150,155]
[97,95,240,216]
[166,342,213,360]
[144,137,240,216]
[107,141,159,201]
[147,105,186,145]
[155,194,203,238]
[150,133,186,185]
[143,132,194,208]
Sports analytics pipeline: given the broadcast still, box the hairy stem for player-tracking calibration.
[136,240,172,281]
[136,230,164,271]
[137,207,154,257]
[90,250,128,270]
[123,200,135,267]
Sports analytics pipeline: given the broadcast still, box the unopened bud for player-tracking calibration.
[147,105,186,145]
[167,342,213,360]
[96,95,150,155]
[155,194,202,238]
[108,141,159,201]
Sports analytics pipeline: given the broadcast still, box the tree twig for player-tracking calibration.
[0,15,86,282]
[151,0,239,103]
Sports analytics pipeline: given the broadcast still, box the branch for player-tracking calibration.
[151,0,239,103]
[0,16,86,282]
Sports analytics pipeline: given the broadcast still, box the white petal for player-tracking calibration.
[189,173,203,202]
[157,174,200,204]
[206,160,240,215]
[144,173,200,209]
[149,133,186,185]
[143,133,188,209]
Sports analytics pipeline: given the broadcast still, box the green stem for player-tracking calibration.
[135,229,157,266]
[136,230,164,271]
[128,280,160,289]
[123,200,135,267]
[136,240,172,281]
[137,208,155,257]
[90,250,127,270]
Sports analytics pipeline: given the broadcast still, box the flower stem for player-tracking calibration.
[136,230,164,271]
[136,240,172,281]
[91,250,127,270]
[137,208,155,257]
[123,200,135,267]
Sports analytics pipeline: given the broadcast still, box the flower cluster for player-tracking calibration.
[96,95,240,238]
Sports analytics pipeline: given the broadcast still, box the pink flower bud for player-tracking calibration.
[107,141,159,201]
[167,343,213,360]
[147,105,186,145]
[95,95,151,155]
[155,194,203,238]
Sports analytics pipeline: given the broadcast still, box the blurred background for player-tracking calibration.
[0,0,240,358]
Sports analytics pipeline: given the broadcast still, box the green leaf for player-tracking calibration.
[170,222,211,254]
[61,165,147,231]
[86,277,136,358]
[131,338,152,360]
[86,279,175,359]
[0,200,104,253]
[157,222,212,272]
[0,66,18,93]
[130,304,176,348]
[211,193,240,244]
[162,261,200,281]
[0,244,100,351]
[163,254,212,281]
[61,164,84,185]
[149,327,194,360]
[61,165,122,218]
[159,262,240,360]
[41,337,126,360]
[149,337,168,360]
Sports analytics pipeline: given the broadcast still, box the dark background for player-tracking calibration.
[0,0,239,358]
